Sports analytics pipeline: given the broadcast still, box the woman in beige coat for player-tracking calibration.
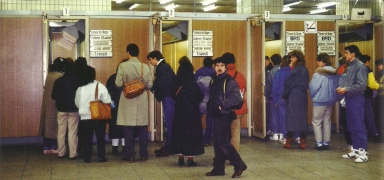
[116,44,153,162]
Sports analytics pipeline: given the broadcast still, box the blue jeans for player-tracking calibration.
[162,96,175,152]
[270,100,279,133]
[204,113,213,144]
[346,94,367,150]
[277,98,287,136]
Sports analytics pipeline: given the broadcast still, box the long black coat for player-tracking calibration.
[106,73,124,139]
[169,78,204,156]
[282,64,309,132]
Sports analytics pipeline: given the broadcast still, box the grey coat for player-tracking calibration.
[115,57,153,126]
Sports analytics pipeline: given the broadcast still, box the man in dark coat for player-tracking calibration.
[205,57,247,178]
[147,50,176,157]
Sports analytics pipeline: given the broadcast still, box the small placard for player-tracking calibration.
[63,7,70,16]
[168,9,175,17]
[264,11,270,19]
[304,21,317,33]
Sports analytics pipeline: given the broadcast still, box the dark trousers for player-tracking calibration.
[123,126,148,159]
[162,96,175,152]
[204,113,213,144]
[212,116,246,172]
[346,94,367,150]
[339,105,352,145]
[364,97,378,136]
[81,120,106,161]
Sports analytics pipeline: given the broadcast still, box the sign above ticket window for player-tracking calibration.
[90,30,113,58]
[317,31,336,56]
[285,31,305,55]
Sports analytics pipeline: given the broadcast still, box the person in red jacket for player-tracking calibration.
[221,52,247,152]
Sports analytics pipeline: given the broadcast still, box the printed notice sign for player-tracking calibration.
[90,30,112,58]
[285,31,305,55]
[317,31,336,56]
[192,30,213,57]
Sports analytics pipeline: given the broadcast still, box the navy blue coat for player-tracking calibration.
[282,64,309,132]
[151,60,176,102]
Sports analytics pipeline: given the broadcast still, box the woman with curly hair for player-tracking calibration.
[282,50,309,149]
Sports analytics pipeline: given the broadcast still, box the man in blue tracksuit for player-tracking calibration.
[337,45,368,163]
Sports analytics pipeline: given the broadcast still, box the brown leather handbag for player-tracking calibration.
[90,83,112,120]
[123,63,145,99]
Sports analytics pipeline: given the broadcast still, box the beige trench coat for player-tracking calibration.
[115,57,153,126]
[39,71,63,138]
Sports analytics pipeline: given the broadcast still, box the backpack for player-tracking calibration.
[210,76,244,110]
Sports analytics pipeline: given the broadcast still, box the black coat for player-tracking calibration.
[169,78,204,156]
[51,73,79,112]
[106,73,124,139]
[151,60,176,102]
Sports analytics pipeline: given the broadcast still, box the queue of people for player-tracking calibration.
[40,43,383,180]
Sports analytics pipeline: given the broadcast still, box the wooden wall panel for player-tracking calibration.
[375,25,383,61]
[252,25,264,133]
[192,20,248,128]
[89,18,150,86]
[1,17,43,138]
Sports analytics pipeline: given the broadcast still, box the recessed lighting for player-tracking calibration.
[129,4,140,10]
[204,4,217,11]
[159,0,172,4]
[310,8,328,14]
[202,0,217,6]
[283,1,301,8]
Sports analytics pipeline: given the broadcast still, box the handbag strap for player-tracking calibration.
[175,86,182,96]
[140,63,143,79]
[95,83,99,101]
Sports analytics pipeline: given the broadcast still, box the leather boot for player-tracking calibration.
[283,138,292,149]
[300,138,306,149]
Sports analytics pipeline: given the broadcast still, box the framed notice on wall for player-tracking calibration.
[285,31,305,55]
[317,31,336,56]
[192,30,213,57]
[90,30,113,58]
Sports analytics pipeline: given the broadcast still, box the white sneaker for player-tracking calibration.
[355,148,368,163]
[279,138,286,145]
[295,137,300,144]
[270,134,278,141]
[267,130,274,136]
[342,149,359,159]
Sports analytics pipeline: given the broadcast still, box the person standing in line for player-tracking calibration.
[359,55,380,141]
[265,54,282,141]
[116,44,153,162]
[52,60,80,159]
[39,57,66,155]
[222,52,248,152]
[205,57,247,178]
[374,59,384,142]
[338,45,369,163]
[169,56,204,167]
[309,53,339,151]
[147,50,176,157]
[282,50,309,149]
[195,57,215,147]
[271,55,291,144]
[75,66,111,163]
[106,60,127,155]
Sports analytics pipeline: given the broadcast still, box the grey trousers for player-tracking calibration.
[312,106,332,143]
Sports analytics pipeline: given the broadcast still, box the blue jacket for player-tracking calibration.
[195,66,215,114]
[309,66,339,106]
[338,58,367,96]
[272,67,291,103]
[265,65,280,99]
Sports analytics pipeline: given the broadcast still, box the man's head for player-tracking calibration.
[222,52,235,64]
[359,55,371,67]
[270,54,282,66]
[213,57,227,76]
[147,50,164,67]
[203,57,213,67]
[344,45,361,62]
[126,43,139,57]
[265,55,270,67]
[375,59,383,71]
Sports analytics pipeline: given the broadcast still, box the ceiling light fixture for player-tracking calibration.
[164,3,178,10]
[129,3,140,10]
[283,7,292,12]
[283,1,300,8]
[310,8,328,14]
[317,2,337,9]
[116,0,124,3]
[159,0,172,4]
[202,0,217,6]
[204,4,217,11]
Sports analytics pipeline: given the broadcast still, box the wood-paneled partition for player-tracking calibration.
[375,24,383,62]
[251,24,263,135]
[1,17,43,138]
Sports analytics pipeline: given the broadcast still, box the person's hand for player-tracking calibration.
[336,87,347,94]
[275,103,278,108]
[218,106,222,110]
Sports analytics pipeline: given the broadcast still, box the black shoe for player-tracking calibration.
[154,147,165,154]
[84,158,91,163]
[155,151,169,157]
[232,166,247,178]
[322,145,330,150]
[206,170,225,176]
[178,158,185,166]
[316,145,324,151]
[58,155,66,159]
[69,156,77,160]
[121,157,135,163]
[187,160,197,167]
[99,157,108,162]
[140,157,148,161]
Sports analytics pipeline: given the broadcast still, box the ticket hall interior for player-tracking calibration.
[1,0,384,179]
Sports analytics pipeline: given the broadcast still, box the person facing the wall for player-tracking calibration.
[147,50,176,157]
[309,53,338,151]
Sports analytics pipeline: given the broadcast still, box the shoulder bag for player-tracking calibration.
[90,83,112,120]
[123,63,145,99]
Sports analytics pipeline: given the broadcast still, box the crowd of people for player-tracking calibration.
[39,43,384,179]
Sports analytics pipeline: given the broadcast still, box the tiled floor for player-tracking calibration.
[1,133,383,180]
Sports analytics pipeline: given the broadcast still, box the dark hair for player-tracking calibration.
[270,54,282,66]
[177,56,194,81]
[203,57,213,67]
[213,56,227,66]
[338,57,346,65]
[289,50,306,66]
[64,61,75,75]
[126,43,139,56]
[281,55,291,67]
[265,56,270,60]
[375,59,383,66]
[222,52,235,64]
[52,57,67,72]
[344,45,362,58]
[359,55,371,64]
[316,53,332,66]
[147,50,164,60]
[79,66,95,86]
[75,57,87,68]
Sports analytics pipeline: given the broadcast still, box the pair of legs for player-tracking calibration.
[122,126,148,160]
[312,106,332,148]
[81,120,107,163]
[57,112,79,158]
[203,113,213,145]
[161,96,175,153]
[230,114,243,152]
